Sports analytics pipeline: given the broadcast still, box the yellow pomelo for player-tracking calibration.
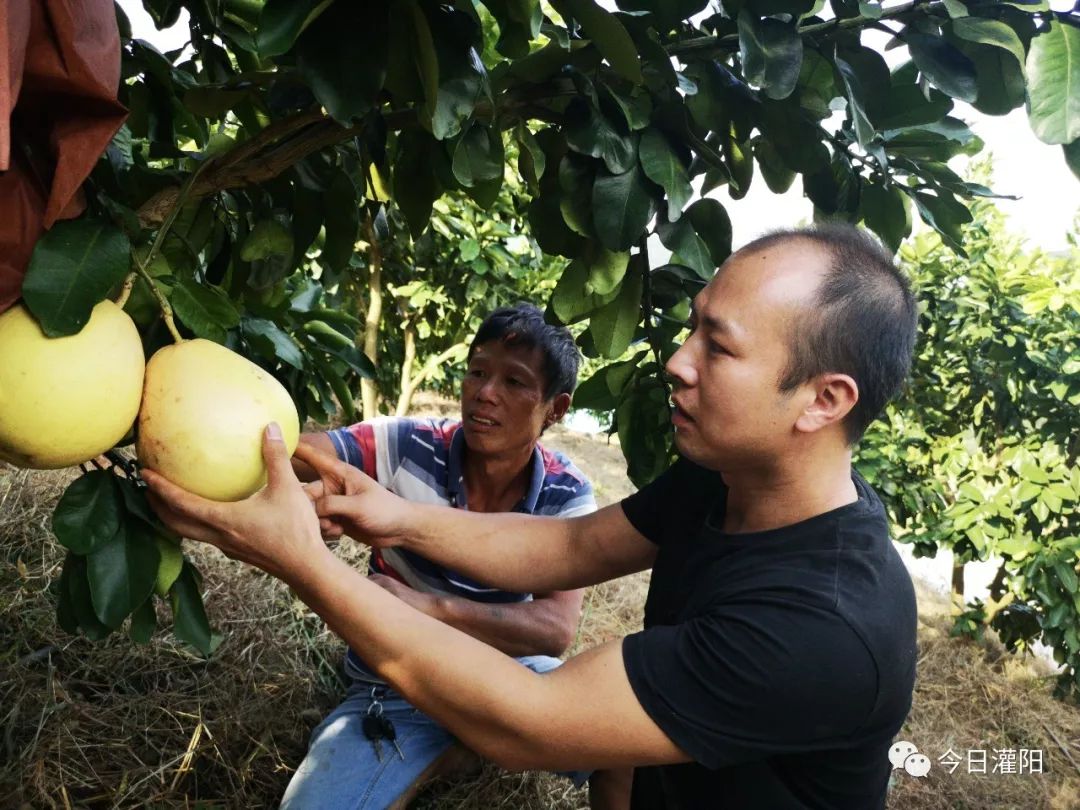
[0,301,145,469]
[137,338,299,502]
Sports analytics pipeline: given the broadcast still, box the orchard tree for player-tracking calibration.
[5,0,1079,653]
[856,195,1080,696]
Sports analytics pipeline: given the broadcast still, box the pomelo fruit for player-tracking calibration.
[0,301,145,469]
[136,338,299,501]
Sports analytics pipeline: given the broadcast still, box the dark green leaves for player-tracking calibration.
[564,99,636,174]
[243,318,304,370]
[52,472,123,555]
[171,562,213,655]
[1026,19,1080,144]
[170,279,241,343]
[912,189,973,253]
[859,183,911,252]
[639,129,692,220]
[295,2,390,123]
[321,172,360,270]
[555,0,643,84]
[834,51,875,147]
[907,30,978,102]
[452,123,505,187]
[1065,139,1080,182]
[86,520,160,629]
[592,165,658,251]
[22,219,131,337]
[429,6,488,140]
[551,245,629,322]
[657,198,732,279]
[738,12,803,100]
[256,0,328,57]
[394,131,442,238]
[590,263,643,358]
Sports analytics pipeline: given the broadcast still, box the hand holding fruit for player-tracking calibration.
[293,442,413,548]
[142,424,326,582]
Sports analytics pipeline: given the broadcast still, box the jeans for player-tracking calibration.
[280,655,588,809]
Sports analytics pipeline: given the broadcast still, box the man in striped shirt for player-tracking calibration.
[281,304,598,809]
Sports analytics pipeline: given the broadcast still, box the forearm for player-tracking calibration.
[402,503,582,592]
[432,593,580,658]
[291,548,553,767]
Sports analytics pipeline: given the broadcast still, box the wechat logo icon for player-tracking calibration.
[889,741,931,778]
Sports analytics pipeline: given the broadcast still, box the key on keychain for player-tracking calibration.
[362,713,385,762]
[379,715,405,760]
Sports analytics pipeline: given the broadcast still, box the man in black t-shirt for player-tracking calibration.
[144,224,920,809]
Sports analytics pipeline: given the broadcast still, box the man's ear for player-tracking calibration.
[794,374,858,435]
[545,392,572,428]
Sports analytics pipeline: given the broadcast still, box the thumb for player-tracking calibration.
[263,422,298,490]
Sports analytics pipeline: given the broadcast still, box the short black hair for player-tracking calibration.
[469,303,580,400]
[740,224,918,444]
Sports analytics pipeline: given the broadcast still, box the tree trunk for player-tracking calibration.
[361,211,382,420]
[396,341,469,417]
[951,560,965,615]
[395,323,417,416]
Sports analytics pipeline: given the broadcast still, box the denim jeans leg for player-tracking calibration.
[280,683,455,810]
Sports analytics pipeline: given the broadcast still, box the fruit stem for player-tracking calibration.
[130,155,213,344]
[132,257,185,343]
[114,271,138,308]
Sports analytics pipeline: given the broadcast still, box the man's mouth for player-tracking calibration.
[671,399,694,422]
[469,414,500,427]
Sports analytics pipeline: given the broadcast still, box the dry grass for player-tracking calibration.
[3,414,1080,809]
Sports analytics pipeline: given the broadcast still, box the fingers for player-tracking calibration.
[292,441,352,480]
[263,423,301,490]
[142,469,225,528]
[313,493,361,520]
[145,489,223,545]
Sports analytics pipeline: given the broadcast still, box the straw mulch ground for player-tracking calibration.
[3,423,1080,809]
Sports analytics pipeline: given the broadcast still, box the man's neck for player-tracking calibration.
[461,444,535,513]
[719,449,857,535]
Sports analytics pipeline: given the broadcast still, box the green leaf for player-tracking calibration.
[871,81,954,130]
[560,154,598,237]
[601,85,652,132]
[256,0,327,57]
[294,2,389,124]
[517,125,547,191]
[393,130,442,238]
[564,99,637,174]
[859,183,911,252]
[129,596,157,644]
[56,554,80,634]
[639,129,693,221]
[907,31,978,102]
[430,7,487,140]
[303,321,376,377]
[321,172,359,271]
[951,17,1026,68]
[243,318,304,370]
[171,279,241,344]
[170,562,213,655]
[589,265,643,358]
[86,520,160,630]
[556,0,643,84]
[753,138,797,194]
[686,198,733,268]
[1055,562,1079,593]
[1026,19,1080,144]
[154,534,184,599]
[834,51,875,147]
[452,123,505,187]
[66,553,112,640]
[407,0,440,122]
[738,11,803,100]
[551,246,628,322]
[52,472,123,555]
[592,165,658,252]
[656,217,715,280]
[954,37,1028,116]
[911,189,973,254]
[241,220,294,262]
[22,219,131,337]
[529,190,587,258]
[1065,139,1080,182]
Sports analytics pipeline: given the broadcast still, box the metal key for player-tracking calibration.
[362,713,385,762]
[379,715,405,760]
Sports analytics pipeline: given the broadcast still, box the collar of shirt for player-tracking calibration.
[444,425,547,514]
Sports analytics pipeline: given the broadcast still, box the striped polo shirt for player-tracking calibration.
[327,416,596,681]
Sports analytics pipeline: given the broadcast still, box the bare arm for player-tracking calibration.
[375,576,585,657]
[302,441,659,592]
[292,432,335,482]
[141,434,688,773]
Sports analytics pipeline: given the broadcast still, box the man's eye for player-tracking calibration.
[709,342,729,356]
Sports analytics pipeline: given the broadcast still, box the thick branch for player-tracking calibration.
[361,210,383,421]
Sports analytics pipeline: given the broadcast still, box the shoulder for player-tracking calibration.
[535,443,596,516]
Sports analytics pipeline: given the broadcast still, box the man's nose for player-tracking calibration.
[476,378,499,402]
[665,341,697,389]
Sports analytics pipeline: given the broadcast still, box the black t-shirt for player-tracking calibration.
[620,458,917,810]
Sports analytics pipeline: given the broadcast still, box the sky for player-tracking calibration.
[118,0,1080,252]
